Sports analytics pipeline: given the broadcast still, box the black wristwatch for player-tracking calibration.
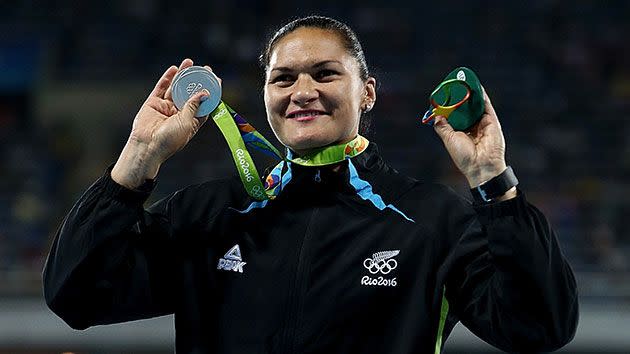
[470,166,518,203]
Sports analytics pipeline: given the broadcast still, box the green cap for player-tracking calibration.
[429,67,485,131]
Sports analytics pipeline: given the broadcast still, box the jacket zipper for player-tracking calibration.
[314,169,321,183]
[279,207,319,354]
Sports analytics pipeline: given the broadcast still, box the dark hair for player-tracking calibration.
[260,15,374,134]
[260,15,370,80]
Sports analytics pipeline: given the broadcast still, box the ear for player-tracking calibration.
[362,77,377,113]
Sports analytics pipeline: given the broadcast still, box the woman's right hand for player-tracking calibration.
[111,59,219,189]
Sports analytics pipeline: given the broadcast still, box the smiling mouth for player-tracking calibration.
[286,110,327,119]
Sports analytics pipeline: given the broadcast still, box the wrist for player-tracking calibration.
[492,186,517,202]
[465,163,507,188]
[111,139,162,190]
[469,166,519,203]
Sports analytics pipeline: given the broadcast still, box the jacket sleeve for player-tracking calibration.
[43,167,179,329]
[442,189,579,353]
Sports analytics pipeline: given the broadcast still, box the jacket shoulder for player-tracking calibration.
[146,175,251,223]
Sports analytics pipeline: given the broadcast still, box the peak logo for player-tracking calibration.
[217,244,246,273]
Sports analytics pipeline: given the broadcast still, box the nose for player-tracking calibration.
[291,74,318,106]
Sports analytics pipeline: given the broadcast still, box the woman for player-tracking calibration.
[44,16,578,353]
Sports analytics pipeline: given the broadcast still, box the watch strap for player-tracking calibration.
[470,166,519,203]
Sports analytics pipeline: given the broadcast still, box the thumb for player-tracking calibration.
[432,116,454,141]
[180,89,210,125]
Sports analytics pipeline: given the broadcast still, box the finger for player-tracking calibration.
[143,96,174,119]
[433,116,471,168]
[157,99,174,116]
[479,87,505,135]
[433,115,455,142]
[149,65,178,98]
[204,65,223,86]
[179,89,211,126]
[481,86,499,122]
[179,58,194,71]
[165,58,195,101]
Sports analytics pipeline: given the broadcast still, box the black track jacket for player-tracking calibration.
[43,143,578,353]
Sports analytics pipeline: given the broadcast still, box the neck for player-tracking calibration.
[290,135,359,157]
[291,147,317,157]
[286,135,369,167]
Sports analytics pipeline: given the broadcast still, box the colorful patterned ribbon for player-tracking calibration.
[210,101,369,200]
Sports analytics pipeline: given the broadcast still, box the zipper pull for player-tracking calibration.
[314,169,321,183]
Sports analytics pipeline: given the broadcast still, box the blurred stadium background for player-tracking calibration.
[1,0,629,353]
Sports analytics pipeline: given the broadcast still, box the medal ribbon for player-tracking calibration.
[210,101,369,200]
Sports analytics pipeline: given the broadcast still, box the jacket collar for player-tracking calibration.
[281,143,385,197]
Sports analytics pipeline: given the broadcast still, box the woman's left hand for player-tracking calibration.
[432,88,516,199]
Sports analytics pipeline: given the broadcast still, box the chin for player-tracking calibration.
[284,134,332,154]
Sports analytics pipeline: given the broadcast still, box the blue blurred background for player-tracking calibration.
[1,0,629,352]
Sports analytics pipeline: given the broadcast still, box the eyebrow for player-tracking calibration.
[270,60,343,72]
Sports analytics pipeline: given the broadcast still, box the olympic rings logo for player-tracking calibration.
[363,257,398,274]
[186,82,203,96]
[250,184,265,199]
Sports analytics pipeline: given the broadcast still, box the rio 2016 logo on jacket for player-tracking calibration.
[361,250,399,287]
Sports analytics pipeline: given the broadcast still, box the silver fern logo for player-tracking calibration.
[363,250,399,274]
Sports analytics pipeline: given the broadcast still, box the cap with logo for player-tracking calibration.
[421,67,485,131]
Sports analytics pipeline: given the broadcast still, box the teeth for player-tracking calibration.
[294,112,320,118]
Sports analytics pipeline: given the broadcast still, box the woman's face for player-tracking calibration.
[264,27,376,155]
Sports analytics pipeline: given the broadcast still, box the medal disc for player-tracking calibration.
[172,66,222,117]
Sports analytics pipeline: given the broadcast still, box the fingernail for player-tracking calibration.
[199,89,210,102]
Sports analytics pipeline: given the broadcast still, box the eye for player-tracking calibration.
[270,74,294,85]
[315,69,338,80]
